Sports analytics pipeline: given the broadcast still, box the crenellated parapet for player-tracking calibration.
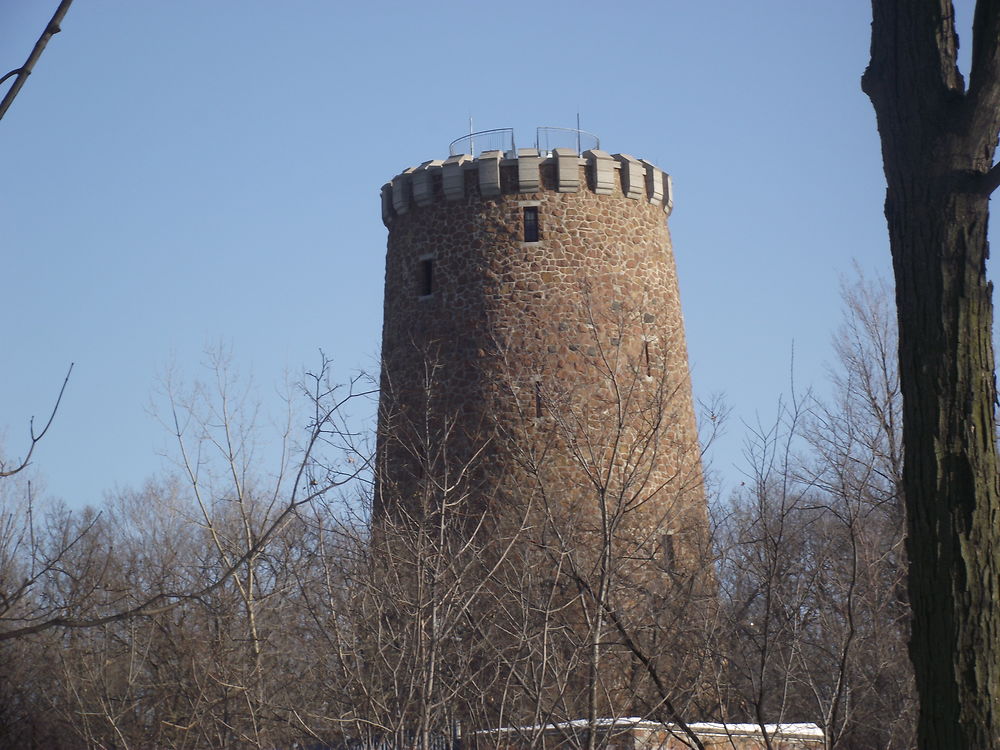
[381,149,673,226]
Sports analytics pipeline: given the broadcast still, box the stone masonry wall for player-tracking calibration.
[378,148,703,541]
[376,147,711,720]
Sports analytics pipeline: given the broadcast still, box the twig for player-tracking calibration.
[0,362,74,477]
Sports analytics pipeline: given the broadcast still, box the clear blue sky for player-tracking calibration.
[1,1,984,507]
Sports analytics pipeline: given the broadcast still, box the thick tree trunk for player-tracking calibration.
[891,183,1000,749]
[863,1,1000,747]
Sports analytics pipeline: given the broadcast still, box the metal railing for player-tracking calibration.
[449,128,515,156]
[535,126,599,155]
[448,127,601,157]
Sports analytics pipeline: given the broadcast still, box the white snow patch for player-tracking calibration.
[479,718,824,740]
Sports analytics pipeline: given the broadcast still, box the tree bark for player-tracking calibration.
[862,1,1000,747]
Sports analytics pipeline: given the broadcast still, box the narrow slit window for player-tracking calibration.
[534,381,543,418]
[523,207,540,242]
[661,533,676,568]
[644,340,652,377]
[418,258,434,296]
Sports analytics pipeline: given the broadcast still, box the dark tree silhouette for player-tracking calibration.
[862,2,1000,747]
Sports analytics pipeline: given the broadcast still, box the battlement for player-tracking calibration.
[381,149,673,226]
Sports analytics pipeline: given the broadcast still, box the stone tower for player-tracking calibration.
[375,130,711,722]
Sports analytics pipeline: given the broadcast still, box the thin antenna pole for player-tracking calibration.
[469,115,474,155]
[576,112,581,154]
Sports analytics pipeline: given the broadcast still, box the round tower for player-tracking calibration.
[375,130,711,720]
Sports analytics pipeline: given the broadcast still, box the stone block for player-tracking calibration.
[613,153,645,200]
[553,148,580,192]
[479,150,503,197]
[443,154,472,201]
[391,167,415,215]
[517,148,541,193]
[412,160,444,207]
[380,183,393,226]
[641,159,664,205]
[584,149,615,195]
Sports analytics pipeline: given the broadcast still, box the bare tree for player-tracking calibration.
[714,389,817,750]
[1,283,919,749]
[715,273,914,750]
[0,353,372,749]
[801,273,912,749]
[475,299,718,750]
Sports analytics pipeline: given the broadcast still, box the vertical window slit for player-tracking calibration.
[662,533,676,568]
[524,206,540,242]
[644,340,652,377]
[419,258,434,296]
[534,381,543,418]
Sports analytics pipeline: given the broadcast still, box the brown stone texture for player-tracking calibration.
[376,152,712,721]
[378,156,704,534]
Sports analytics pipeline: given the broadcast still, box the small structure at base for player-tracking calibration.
[474,718,824,750]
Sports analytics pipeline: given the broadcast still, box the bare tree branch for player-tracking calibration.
[0,0,74,122]
[0,362,73,478]
[0,355,367,643]
[982,161,1000,194]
